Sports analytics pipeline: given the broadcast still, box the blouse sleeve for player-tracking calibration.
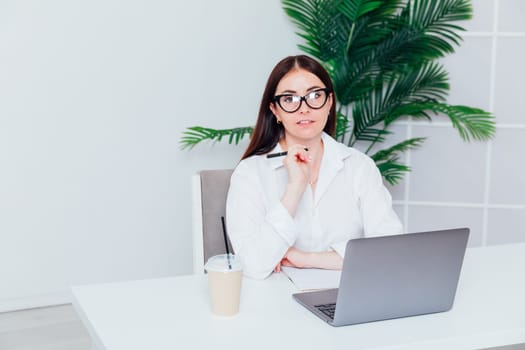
[357,155,403,237]
[226,160,298,279]
[330,154,403,258]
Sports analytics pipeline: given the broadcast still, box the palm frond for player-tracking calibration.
[282,0,349,61]
[408,0,472,46]
[351,61,449,142]
[348,0,471,82]
[337,0,384,21]
[431,104,496,141]
[335,24,454,106]
[376,158,411,185]
[335,111,352,141]
[384,0,472,66]
[391,102,496,141]
[371,138,426,162]
[366,137,425,179]
[351,88,384,141]
[384,102,434,125]
[373,27,445,69]
[336,0,386,53]
[179,126,253,150]
[331,55,380,105]
[392,62,450,103]
[350,126,391,144]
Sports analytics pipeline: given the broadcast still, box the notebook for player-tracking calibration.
[293,228,470,327]
[281,266,341,291]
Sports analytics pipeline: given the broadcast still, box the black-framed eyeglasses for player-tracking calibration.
[273,88,331,113]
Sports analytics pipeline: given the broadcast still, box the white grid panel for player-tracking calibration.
[392,0,525,247]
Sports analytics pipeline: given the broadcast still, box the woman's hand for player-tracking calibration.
[279,247,344,270]
[280,247,313,268]
[274,262,282,273]
[273,247,308,272]
[280,144,312,217]
[283,144,311,188]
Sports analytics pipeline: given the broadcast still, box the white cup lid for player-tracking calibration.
[205,254,242,272]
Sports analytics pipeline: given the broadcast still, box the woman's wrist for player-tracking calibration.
[304,252,317,268]
[308,251,343,270]
[281,181,307,217]
[287,180,308,193]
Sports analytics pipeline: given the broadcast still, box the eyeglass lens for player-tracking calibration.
[276,89,328,113]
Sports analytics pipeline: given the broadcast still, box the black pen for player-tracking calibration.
[266,147,309,159]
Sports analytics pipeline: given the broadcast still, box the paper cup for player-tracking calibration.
[204,254,243,316]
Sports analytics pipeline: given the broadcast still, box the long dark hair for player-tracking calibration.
[241,55,336,160]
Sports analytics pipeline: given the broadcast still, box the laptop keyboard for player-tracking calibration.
[315,303,336,320]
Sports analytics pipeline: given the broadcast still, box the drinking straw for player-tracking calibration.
[221,216,232,270]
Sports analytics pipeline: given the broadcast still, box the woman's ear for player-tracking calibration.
[269,102,276,116]
[269,103,279,122]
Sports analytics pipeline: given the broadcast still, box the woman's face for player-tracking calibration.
[269,68,332,146]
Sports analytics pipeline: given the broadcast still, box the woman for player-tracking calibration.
[226,55,402,279]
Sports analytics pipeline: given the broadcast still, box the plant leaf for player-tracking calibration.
[434,104,496,141]
[390,102,496,141]
[335,111,352,140]
[375,158,411,186]
[371,137,426,162]
[337,0,384,21]
[179,126,253,150]
[282,0,350,61]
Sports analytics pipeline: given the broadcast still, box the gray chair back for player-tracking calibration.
[192,169,234,273]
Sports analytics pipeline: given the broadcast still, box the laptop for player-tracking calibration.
[293,228,470,327]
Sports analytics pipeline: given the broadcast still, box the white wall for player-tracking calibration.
[0,0,523,312]
[0,0,299,312]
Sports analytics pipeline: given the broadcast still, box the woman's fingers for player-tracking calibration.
[281,258,294,267]
[283,144,311,185]
[274,263,281,273]
[288,144,310,163]
[295,152,309,163]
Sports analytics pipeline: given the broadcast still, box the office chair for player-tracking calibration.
[192,169,234,274]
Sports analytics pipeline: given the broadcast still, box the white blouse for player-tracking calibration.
[226,133,403,279]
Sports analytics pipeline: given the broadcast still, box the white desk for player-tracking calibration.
[72,243,525,350]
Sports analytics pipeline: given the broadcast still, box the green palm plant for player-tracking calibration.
[180,0,495,185]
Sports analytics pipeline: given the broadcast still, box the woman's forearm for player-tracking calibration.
[307,251,343,270]
[281,181,307,217]
[282,247,343,270]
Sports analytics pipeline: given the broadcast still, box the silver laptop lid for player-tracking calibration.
[332,228,469,326]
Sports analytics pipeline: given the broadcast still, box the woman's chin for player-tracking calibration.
[285,130,323,144]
